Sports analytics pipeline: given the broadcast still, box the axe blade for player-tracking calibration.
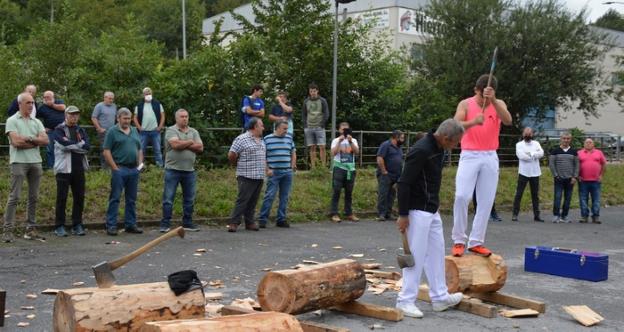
[92,261,115,288]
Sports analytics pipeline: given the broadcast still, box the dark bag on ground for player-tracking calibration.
[167,270,204,295]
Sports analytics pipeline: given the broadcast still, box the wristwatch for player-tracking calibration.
[27,136,33,143]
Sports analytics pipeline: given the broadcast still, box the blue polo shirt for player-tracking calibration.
[377,140,403,180]
[37,99,66,129]
[241,96,264,129]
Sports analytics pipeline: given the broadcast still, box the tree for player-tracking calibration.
[204,0,248,17]
[417,0,608,129]
[594,9,624,32]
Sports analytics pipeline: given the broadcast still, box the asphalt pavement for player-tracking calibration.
[1,207,623,331]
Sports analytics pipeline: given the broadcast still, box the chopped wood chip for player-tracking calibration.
[26,314,36,319]
[361,263,381,270]
[4,309,9,314]
[72,281,85,287]
[500,309,540,318]
[20,306,35,310]
[26,293,37,299]
[230,298,260,311]
[261,267,272,271]
[214,266,222,269]
[291,264,307,270]
[313,310,323,317]
[41,289,60,295]
[563,305,604,327]
[350,253,364,258]
[311,244,318,248]
[378,248,386,252]
[208,280,224,288]
[205,292,223,301]
[302,260,320,265]
[332,246,343,250]
[17,322,30,327]
[20,280,26,284]
[105,240,121,245]
[205,303,224,317]
[365,258,376,261]
[195,248,207,253]
[193,253,202,257]
[367,284,389,295]
[369,323,385,330]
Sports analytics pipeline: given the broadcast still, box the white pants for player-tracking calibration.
[397,210,449,305]
[452,151,499,248]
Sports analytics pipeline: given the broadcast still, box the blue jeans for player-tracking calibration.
[140,130,163,167]
[46,132,55,169]
[106,167,139,229]
[579,181,601,218]
[553,177,574,218]
[258,169,293,225]
[161,169,197,228]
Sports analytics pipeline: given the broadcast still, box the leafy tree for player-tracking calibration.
[204,0,248,17]
[0,45,27,117]
[418,0,608,129]
[0,0,26,45]
[594,9,624,32]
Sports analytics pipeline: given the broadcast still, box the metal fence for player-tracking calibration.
[0,123,621,168]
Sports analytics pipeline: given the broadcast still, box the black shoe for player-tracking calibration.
[106,227,118,236]
[258,222,267,229]
[71,224,86,236]
[533,217,545,222]
[511,215,518,222]
[183,224,200,232]
[276,222,290,228]
[124,225,143,234]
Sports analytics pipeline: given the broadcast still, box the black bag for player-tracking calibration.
[167,270,203,296]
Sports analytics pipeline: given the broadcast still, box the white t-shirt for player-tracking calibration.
[331,136,359,164]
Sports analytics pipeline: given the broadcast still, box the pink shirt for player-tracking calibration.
[460,96,501,151]
[578,148,606,181]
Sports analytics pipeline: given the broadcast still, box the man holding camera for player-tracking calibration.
[329,122,359,223]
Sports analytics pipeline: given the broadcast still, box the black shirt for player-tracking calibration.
[397,132,445,215]
[68,126,84,172]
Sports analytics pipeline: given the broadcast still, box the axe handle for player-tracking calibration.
[401,232,411,255]
[109,226,185,270]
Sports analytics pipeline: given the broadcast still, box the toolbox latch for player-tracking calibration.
[534,248,540,260]
[580,255,586,266]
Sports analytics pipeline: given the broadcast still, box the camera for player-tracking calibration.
[342,127,352,137]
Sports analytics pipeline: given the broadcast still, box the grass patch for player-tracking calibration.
[1,164,623,224]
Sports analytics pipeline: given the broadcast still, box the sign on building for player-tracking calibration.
[354,9,390,28]
[398,7,439,36]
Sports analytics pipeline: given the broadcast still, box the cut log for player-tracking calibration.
[140,312,303,332]
[332,301,403,321]
[257,259,366,315]
[220,306,349,332]
[53,282,205,332]
[445,254,507,293]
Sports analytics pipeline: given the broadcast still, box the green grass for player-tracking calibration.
[1,164,623,225]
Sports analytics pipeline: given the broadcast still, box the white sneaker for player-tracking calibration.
[552,216,560,223]
[432,292,463,312]
[396,302,423,318]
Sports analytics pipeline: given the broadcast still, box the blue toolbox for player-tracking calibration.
[524,246,608,282]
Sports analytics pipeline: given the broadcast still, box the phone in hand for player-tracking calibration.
[343,128,352,138]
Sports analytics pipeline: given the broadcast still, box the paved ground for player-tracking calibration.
[1,207,623,331]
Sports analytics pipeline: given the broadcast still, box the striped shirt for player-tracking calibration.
[264,133,295,170]
[229,131,266,179]
[549,147,579,179]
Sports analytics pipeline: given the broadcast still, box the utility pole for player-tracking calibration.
[182,0,187,59]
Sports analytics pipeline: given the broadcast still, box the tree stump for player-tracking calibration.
[53,282,205,332]
[445,254,507,293]
[257,259,366,314]
[140,312,303,332]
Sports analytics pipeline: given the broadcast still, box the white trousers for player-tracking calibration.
[452,151,499,248]
[397,210,449,305]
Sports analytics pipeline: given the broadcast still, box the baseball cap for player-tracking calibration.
[65,105,81,114]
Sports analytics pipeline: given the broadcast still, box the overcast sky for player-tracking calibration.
[564,0,620,22]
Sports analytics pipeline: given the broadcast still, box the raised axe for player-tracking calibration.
[92,226,185,288]
[396,231,415,269]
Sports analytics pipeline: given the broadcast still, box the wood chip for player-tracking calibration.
[332,246,343,250]
[72,281,85,287]
[378,248,386,252]
[302,260,320,265]
[26,293,37,299]
[4,309,9,314]
[361,263,381,270]
[500,309,540,318]
[193,253,202,256]
[311,244,318,248]
[230,298,260,311]
[563,305,604,327]
[205,303,224,317]
[291,264,307,270]
[17,322,30,327]
[105,240,121,245]
[369,323,385,330]
[350,253,364,258]
[26,314,36,319]
[20,306,35,310]
[260,267,272,271]
[365,258,376,261]
[205,292,223,301]
[208,280,224,288]
[20,280,26,284]
[195,248,207,253]
[41,289,60,295]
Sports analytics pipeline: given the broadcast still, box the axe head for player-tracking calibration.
[92,261,115,288]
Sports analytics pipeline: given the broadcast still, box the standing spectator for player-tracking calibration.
[133,87,165,167]
[160,109,204,233]
[376,130,405,221]
[258,120,297,228]
[330,122,360,223]
[7,84,37,118]
[227,117,266,232]
[511,127,544,222]
[269,91,294,136]
[395,119,465,318]
[578,138,606,224]
[471,193,502,222]
[91,91,118,169]
[548,132,579,223]
[451,74,512,257]
[53,106,90,237]
[103,108,144,236]
[3,92,48,243]
[37,90,67,169]
[302,83,329,168]
[241,85,265,129]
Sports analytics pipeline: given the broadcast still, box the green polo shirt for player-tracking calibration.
[103,125,141,166]
[5,112,45,164]
[164,125,202,171]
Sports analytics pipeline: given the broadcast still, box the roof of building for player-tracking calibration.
[589,26,624,48]
[203,0,428,35]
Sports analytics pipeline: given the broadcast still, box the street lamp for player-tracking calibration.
[331,0,356,141]
[603,2,624,4]
[182,0,187,59]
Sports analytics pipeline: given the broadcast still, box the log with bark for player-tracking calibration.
[53,282,205,332]
[445,254,507,293]
[257,259,366,314]
[140,312,303,332]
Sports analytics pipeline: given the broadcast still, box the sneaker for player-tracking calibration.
[452,243,465,257]
[54,226,68,237]
[2,231,14,243]
[183,224,200,232]
[396,302,423,318]
[276,222,290,228]
[375,215,387,222]
[159,226,171,233]
[331,215,341,223]
[489,213,502,222]
[227,224,238,232]
[511,215,518,222]
[432,292,464,312]
[346,215,359,222]
[468,245,492,257]
[591,216,601,224]
[71,224,86,236]
[533,217,545,222]
[561,217,571,223]
[124,225,144,234]
[24,228,45,241]
[106,227,118,236]
[552,216,560,223]
[579,216,588,223]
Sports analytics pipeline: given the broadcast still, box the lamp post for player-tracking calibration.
[603,1,624,4]
[331,0,356,141]
[182,0,187,59]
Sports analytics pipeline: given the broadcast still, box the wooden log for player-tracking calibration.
[53,282,205,332]
[220,305,349,332]
[140,312,303,332]
[257,259,366,315]
[445,254,507,293]
[417,285,497,318]
[0,288,5,327]
[467,292,546,313]
[363,270,401,281]
[332,301,403,321]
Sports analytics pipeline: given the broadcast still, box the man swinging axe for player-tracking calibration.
[451,48,513,257]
